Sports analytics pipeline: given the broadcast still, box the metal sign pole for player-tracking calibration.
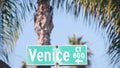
[55,45,59,68]
[54,63,59,68]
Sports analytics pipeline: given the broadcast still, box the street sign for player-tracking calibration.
[27,45,87,65]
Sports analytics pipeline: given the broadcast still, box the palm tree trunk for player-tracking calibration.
[34,0,53,68]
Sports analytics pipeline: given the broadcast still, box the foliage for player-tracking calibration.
[22,61,26,68]
[0,0,120,66]
[61,0,120,65]
[69,34,92,68]
[0,0,34,61]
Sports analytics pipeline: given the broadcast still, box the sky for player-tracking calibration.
[6,4,113,68]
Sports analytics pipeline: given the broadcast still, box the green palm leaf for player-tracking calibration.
[69,34,91,68]
[35,0,120,65]
[60,0,120,65]
[0,0,34,61]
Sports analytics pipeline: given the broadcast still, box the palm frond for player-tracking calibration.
[0,0,34,61]
[34,0,120,65]
[62,0,120,65]
[69,34,91,68]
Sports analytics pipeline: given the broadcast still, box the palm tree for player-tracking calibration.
[34,0,53,45]
[34,0,53,68]
[69,34,92,68]
[34,0,120,67]
[0,0,33,67]
[1,0,119,67]
[34,0,120,65]
[64,0,120,65]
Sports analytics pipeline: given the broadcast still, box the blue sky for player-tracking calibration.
[7,5,113,68]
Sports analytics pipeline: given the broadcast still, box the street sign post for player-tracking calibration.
[27,45,87,66]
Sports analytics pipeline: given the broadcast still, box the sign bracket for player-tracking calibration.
[55,62,59,68]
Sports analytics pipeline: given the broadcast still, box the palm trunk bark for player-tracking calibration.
[34,0,53,68]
